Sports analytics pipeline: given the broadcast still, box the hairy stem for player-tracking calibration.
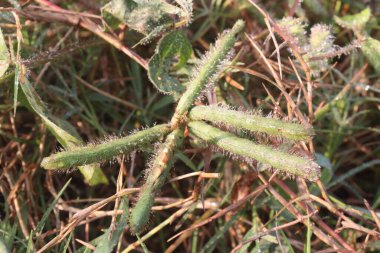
[189,105,314,141]
[188,121,320,181]
[129,128,183,234]
[171,20,245,127]
[41,124,171,170]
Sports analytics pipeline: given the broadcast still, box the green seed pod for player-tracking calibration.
[171,20,245,126]
[128,188,154,235]
[41,124,171,170]
[188,121,320,181]
[129,128,183,234]
[189,105,314,141]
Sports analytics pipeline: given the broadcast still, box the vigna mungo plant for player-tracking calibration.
[41,20,320,234]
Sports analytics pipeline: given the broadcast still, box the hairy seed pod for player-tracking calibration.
[188,121,320,181]
[189,105,314,141]
[128,189,155,235]
[41,124,171,170]
[171,20,245,127]
[129,128,183,234]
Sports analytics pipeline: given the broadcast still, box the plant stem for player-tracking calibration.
[189,105,314,141]
[41,124,171,170]
[188,121,320,181]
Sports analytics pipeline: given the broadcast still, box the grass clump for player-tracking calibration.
[1,1,379,252]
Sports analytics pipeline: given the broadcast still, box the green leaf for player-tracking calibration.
[20,79,108,185]
[101,0,179,36]
[361,37,380,72]
[148,30,192,95]
[0,28,10,78]
[102,0,193,45]
[334,7,371,30]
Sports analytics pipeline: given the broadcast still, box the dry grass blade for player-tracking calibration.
[37,188,139,252]
[168,184,268,242]
[23,0,148,69]
[231,211,317,253]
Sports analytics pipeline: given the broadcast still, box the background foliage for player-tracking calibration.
[0,0,379,252]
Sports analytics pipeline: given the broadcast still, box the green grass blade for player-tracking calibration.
[35,179,71,234]
[26,231,34,253]
[279,229,295,253]
[304,214,311,253]
[327,159,380,189]
[59,233,72,253]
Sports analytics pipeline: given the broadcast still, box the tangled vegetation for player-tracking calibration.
[0,0,379,252]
